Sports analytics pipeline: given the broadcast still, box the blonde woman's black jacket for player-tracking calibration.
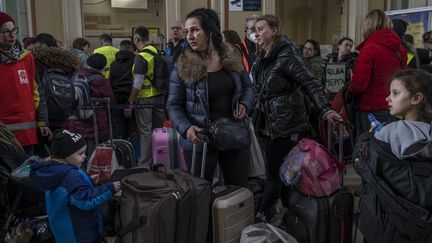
[252,35,330,139]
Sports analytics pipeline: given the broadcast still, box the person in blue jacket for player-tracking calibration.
[166,8,255,187]
[29,129,121,243]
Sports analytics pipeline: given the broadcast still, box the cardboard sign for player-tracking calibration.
[325,63,346,93]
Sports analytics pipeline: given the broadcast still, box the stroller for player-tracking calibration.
[0,122,53,243]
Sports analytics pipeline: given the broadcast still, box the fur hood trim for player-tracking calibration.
[177,42,244,84]
[28,43,80,71]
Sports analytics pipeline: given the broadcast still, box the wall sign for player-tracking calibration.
[229,0,261,12]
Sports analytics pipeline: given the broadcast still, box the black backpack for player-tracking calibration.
[42,68,76,121]
[353,133,432,243]
[141,49,172,91]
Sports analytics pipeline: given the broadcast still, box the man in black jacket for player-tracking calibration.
[166,20,186,64]
[109,40,135,139]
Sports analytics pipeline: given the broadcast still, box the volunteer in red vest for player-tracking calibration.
[0,11,52,154]
[93,33,119,78]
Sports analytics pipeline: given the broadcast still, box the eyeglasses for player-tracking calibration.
[170,26,183,31]
[1,27,19,36]
[244,27,256,33]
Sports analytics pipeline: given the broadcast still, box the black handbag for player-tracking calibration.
[196,90,250,151]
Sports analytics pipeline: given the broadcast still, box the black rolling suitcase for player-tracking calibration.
[286,187,353,243]
[284,122,354,243]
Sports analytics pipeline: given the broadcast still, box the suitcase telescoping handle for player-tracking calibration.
[327,120,346,185]
[326,120,344,164]
[191,142,207,178]
[91,98,113,145]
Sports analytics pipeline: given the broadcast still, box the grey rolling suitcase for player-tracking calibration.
[192,143,255,243]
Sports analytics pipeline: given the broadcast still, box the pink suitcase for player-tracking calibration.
[152,127,188,171]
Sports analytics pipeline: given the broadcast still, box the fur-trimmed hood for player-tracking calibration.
[177,42,244,84]
[28,43,80,71]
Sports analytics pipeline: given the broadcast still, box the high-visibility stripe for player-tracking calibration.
[6,122,37,131]
[407,52,415,65]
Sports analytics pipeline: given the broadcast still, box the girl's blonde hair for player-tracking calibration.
[362,9,393,40]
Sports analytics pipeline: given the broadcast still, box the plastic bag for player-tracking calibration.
[87,146,119,183]
[240,223,298,243]
[11,156,40,179]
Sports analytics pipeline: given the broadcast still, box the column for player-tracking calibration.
[61,0,82,47]
[348,0,368,44]
[165,0,180,38]
[262,0,275,15]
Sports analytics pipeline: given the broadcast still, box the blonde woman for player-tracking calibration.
[349,9,407,134]
[252,14,341,222]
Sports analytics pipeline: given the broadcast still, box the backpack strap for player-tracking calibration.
[141,48,157,56]
[362,138,432,241]
[140,49,157,82]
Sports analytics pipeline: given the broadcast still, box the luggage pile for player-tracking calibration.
[280,122,354,243]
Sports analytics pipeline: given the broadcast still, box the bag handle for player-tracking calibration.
[116,215,147,237]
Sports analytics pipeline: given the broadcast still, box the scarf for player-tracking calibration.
[0,41,23,64]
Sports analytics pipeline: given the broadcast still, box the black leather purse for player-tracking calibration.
[196,90,250,151]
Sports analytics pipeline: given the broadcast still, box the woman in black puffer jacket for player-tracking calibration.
[252,15,341,221]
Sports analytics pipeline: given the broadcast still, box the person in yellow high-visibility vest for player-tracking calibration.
[93,33,119,78]
[124,26,165,167]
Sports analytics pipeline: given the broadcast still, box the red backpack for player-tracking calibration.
[281,138,345,197]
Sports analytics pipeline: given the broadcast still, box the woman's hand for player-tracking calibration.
[325,110,343,124]
[233,103,247,120]
[186,125,203,143]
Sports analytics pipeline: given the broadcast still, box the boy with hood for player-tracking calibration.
[29,129,121,243]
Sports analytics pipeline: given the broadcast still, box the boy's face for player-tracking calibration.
[65,145,87,167]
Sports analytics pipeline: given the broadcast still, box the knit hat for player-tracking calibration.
[392,19,408,38]
[87,53,107,70]
[51,130,86,159]
[23,37,35,49]
[0,11,15,28]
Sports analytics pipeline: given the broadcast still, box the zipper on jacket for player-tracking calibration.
[195,78,211,127]
[205,77,210,125]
